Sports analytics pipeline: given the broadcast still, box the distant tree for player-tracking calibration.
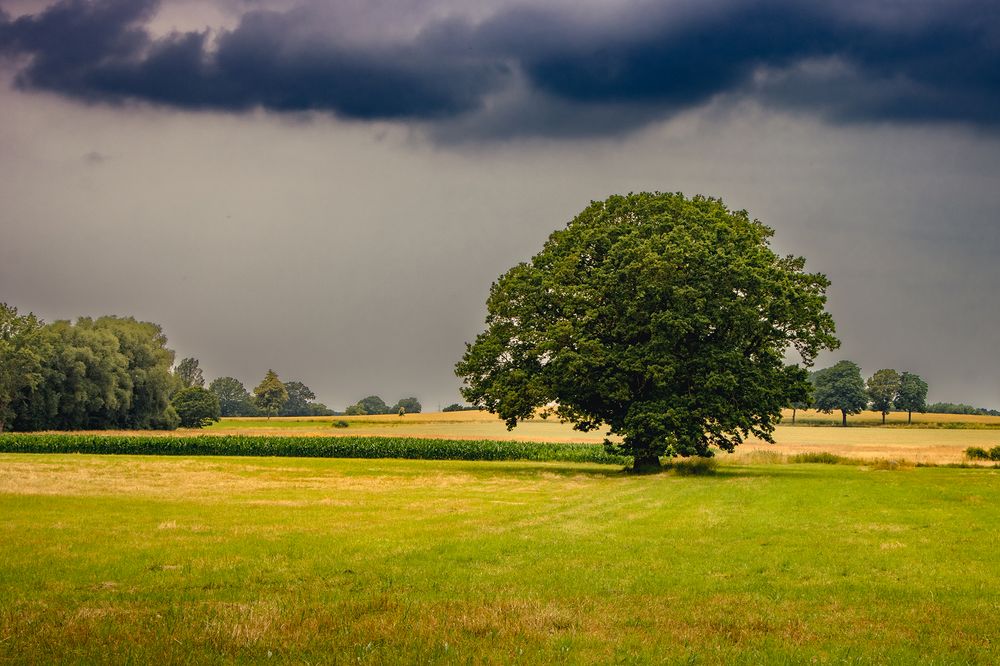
[392,397,422,415]
[253,370,288,419]
[280,381,317,416]
[14,319,131,430]
[91,316,176,429]
[305,402,336,416]
[0,304,44,432]
[926,402,998,417]
[345,395,391,415]
[789,398,811,425]
[174,357,205,389]
[209,377,256,417]
[813,361,867,426]
[442,403,477,412]
[171,386,221,428]
[866,368,901,424]
[896,372,929,423]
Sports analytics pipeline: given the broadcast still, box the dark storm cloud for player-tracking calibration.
[0,0,508,118]
[1,0,999,134]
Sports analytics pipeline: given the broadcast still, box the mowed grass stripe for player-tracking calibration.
[0,455,998,663]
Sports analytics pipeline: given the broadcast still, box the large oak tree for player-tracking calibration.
[456,192,838,470]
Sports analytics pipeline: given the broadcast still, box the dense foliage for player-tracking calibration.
[345,395,421,415]
[253,370,288,418]
[812,361,868,426]
[928,402,998,416]
[5,310,178,431]
[209,376,257,416]
[174,357,205,389]
[170,387,221,428]
[2,303,342,430]
[456,192,838,469]
[0,434,628,464]
[895,372,929,422]
[0,304,43,432]
[866,368,901,424]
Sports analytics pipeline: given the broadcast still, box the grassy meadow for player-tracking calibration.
[1,453,998,663]
[3,411,1000,662]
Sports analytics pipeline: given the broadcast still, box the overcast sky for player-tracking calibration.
[2,0,999,410]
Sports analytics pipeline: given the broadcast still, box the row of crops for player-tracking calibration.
[0,433,629,465]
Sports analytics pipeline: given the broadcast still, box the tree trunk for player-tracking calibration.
[631,453,662,474]
[792,408,797,425]
[842,410,847,427]
[908,410,912,424]
[882,412,886,425]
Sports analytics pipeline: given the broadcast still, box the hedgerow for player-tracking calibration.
[0,434,628,465]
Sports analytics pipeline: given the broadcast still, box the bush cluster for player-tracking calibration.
[789,452,847,464]
[965,446,1000,461]
[0,434,629,465]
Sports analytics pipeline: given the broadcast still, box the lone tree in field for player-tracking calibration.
[253,369,288,419]
[895,371,928,424]
[866,368,901,424]
[455,192,839,471]
[812,361,867,426]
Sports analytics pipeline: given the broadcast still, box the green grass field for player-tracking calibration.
[1,453,998,663]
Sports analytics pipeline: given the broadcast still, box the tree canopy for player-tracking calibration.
[392,397,422,415]
[0,304,44,432]
[866,368,901,424]
[253,370,288,418]
[812,361,867,426]
[455,192,839,470]
[209,377,256,417]
[171,386,221,428]
[346,395,389,416]
[174,357,205,390]
[896,372,929,423]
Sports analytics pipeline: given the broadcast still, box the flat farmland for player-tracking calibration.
[186,409,1000,464]
[1,453,998,663]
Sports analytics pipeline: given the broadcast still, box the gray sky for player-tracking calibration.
[2,0,999,410]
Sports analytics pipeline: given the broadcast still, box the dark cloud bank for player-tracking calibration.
[1,0,999,138]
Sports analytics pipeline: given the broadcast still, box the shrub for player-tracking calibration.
[331,420,349,429]
[789,452,846,464]
[965,447,990,460]
[668,457,719,476]
[990,446,1000,461]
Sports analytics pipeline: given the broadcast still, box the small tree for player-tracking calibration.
[896,372,929,424]
[813,361,868,426]
[171,386,221,428]
[281,381,317,416]
[174,357,205,389]
[789,398,811,425]
[392,397,422,414]
[347,395,389,415]
[254,369,288,419]
[866,368,901,424]
[209,376,256,416]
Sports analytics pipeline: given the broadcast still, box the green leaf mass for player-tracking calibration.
[455,192,839,465]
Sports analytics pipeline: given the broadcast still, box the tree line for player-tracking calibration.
[1,303,423,431]
[794,361,929,426]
